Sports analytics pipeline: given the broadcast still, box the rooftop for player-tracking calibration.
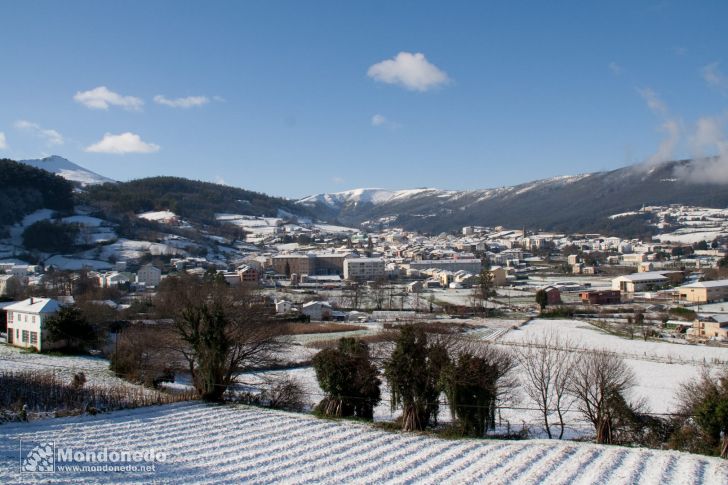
[4,297,60,314]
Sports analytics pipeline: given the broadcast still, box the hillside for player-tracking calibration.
[20,155,114,186]
[0,159,74,228]
[1,402,726,484]
[297,159,728,236]
[83,176,313,226]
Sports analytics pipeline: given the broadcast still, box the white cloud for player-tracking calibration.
[371,113,400,129]
[637,87,667,115]
[673,47,688,57]
[701,62,727,94]
[0,132,6,149]
[14,120,64,145]
[154,95,209,108]
[633,88,681,168]
[371,114,387,126]
[608,62,622,75]
[690,116,726,155]
[85,132,160,154]
[674,117,728,183]
[332,176,345,185]
[647,119,680,165]
[367,52,450,92]
[74,86,144,111]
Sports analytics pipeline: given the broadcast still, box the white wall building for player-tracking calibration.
[4,297,61,351]
[344,257,385,281]
[136,264,162,287]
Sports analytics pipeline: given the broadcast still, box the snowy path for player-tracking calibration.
[1,402,726,484]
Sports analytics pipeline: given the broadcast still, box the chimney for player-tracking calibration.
[30,297,34,304]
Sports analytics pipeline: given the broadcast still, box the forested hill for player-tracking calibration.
[0,158,74,227]
[82,176,313,225]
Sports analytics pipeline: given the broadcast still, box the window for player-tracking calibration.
[7,312,12,323]
[22,330,29,343]
[7,328,12,344]
[32,315,36,323]
[30,332,38,345]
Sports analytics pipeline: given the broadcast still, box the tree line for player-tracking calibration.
[0,159,74,229]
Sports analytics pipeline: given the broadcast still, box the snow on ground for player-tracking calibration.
[0,344,137,390]
[0,402,726,484]
[138,211,177,222]
[312,223,358,233]
[96,239,182,261]
[498,319,728,413]
[655,230,724,244]
[216,213,358,237]
[7,209,55,245]
[44,256,113,271]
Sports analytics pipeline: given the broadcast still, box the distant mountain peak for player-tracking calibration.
[19,155,114,186]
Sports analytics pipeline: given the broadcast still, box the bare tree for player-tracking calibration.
[370,279,387,310]
[515,333,576,439]
[159,274,284,402]
[568,350,636,444]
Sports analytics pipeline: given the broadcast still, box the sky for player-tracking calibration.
[1,1,727,198]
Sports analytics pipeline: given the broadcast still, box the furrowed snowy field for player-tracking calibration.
[1,402,727,484]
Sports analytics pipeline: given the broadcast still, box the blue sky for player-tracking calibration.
[1,1,727,197]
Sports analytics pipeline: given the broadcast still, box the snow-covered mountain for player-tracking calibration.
[19,155,114,186]
[298,188,450,208]
[296,160,728,234]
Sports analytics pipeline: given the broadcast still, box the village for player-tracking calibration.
[3,202,728,352]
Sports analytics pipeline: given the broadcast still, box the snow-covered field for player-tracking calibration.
[0,344,142,391]
[498,319,728,414]
[1,402,726,484]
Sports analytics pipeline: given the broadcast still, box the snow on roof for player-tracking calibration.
[616,272,670,282]
[4,297,60,314]
[680,279,728,289]
[346,257,384,263]
[302,301,332,308]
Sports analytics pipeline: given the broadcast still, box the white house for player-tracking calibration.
[301,301,332,321]
[4,297,61,351]
[275,300,295,314]
[136,264,162,287]
[0,274,19,296]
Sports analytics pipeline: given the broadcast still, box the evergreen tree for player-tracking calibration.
[45,306,97,353]
[312,338,381,420]
[384,326,449,431]
[440,352,500,436]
